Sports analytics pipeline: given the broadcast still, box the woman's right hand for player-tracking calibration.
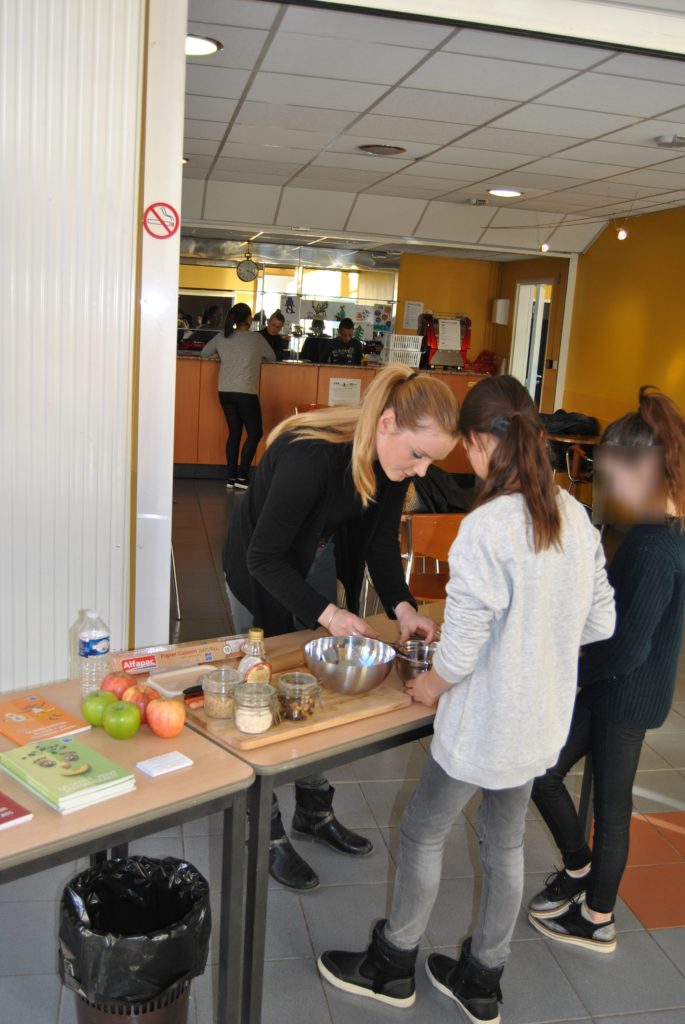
[319,604,381,639]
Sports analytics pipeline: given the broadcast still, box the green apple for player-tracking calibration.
[102,700,141,740]
[81,690,117,727]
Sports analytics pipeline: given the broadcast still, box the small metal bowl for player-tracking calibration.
[394,640,439,684]
[304,636,396,695]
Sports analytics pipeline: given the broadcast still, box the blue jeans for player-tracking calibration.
[386,754,533,969]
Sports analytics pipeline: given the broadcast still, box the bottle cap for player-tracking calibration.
[85,610,98,618]
[248,627,264,642]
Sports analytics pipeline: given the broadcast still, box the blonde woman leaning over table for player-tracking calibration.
[318,375,615,1024]
[223,365,460,892]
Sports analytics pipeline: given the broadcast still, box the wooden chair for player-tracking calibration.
[406,513,466,603]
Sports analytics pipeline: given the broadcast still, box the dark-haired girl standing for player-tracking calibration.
[318,375,615,1024]
[529,387,685,953]
[201,303,275,489]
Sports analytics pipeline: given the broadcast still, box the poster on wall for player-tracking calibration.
[301,298,331,320]
[279,295,301,327]
[403,300,424,330]
[328,377,362,406]
[373,304,393,337]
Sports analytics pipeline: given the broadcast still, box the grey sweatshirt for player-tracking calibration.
[431,490,616,790]
[202,331,275,394]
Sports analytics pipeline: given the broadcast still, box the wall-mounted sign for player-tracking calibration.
[403,300,423,330]
[143,201,180,239]
[328,377,362,407]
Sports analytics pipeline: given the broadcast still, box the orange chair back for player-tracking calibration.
[409,513,466,563]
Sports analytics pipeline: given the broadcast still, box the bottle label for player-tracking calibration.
[79,636,111,658]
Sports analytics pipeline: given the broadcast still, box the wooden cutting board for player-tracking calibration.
[186,677,411,750]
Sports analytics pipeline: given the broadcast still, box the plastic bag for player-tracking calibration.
[59,856,211,1005]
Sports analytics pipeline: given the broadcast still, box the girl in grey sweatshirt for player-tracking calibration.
[318,375,615,1024]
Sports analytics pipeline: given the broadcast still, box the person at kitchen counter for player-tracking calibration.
[259,309,289,361]
[320,317,363,365]
[223,365,459,891]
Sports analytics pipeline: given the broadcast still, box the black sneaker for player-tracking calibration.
[528,867,588,919]
[234,478,249,491]
[426,938,502,1024]
[318,920,417,1008]
[226,479,236,490]
[528,899,616,953]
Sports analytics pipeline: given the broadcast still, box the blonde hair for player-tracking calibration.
[267,364,459,505]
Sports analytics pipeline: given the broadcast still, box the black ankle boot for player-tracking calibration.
[318,919,417,1007]
[292,784,373,856]
[426,938,503,1024]
[269,807,319,891]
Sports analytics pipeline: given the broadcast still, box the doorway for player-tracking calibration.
[510,282,553,407]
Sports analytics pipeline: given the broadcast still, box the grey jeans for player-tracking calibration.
[386,754,533,969]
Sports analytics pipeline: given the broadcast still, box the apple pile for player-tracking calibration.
[81,671,186,740]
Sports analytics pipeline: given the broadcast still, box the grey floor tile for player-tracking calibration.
[655,710,685,735]
[183,834,223,890]
[265,891,314,960]
[128,835,185,860]
[183,813,224,836]
[0,973,61,1024]
[651,927,685,975]
[0,859,77,903]
[289,828,395,887]
[326,761,358,783]
[639,743,672,771]
[423,877,481,948]
[548,930,685,1016]
[299,882,427,953]
[0,900,59,975]
[643,734,685,769]
[263,958,333,1024]
[523,819,565,875]
[632,771,685,813]
[381,823,481,878]
[359,779,419,827]
[593,1013,685,1023]
[353,742,427,782]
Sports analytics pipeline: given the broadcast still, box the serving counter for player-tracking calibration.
[174,355,483,476]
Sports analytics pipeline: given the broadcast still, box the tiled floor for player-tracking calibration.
[1,480,684,1024]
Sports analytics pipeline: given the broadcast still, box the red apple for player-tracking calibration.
[121,683,159,725]
[146,697,186,739]
[101,671,134,701]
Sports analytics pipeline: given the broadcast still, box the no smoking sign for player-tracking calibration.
[143,201,180,239]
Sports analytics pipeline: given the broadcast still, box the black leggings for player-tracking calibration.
[532,700,645,913]
[219,391,263,481]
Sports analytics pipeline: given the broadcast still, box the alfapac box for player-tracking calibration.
[109,635,247,676]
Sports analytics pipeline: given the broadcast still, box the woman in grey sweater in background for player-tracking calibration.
[318,376,616,1024]
[202,303,275,489]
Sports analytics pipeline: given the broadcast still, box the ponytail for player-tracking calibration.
[460,376,561,552]
[602,385,685,523]
[267,364,459,506]
[223,302,252,337]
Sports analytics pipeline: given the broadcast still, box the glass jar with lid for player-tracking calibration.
[201,667,242,720]
[233,681,276,735]
[276,672,322,722]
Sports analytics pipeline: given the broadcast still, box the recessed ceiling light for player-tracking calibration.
[185,34,223,56]
[488,188,522,198]
[357,144,407,157]
[540,242,550,253]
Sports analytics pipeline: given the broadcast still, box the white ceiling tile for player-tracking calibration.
[185,65,250,100]
[365,182,452,199]
[428,146,530,171]
[186,23,267,69]
[204,180,280,223]
[493,104,637,137]
[608,167,685,187]
[420,160,506,181]
[218,141,317,164]
[185,95,238,123]
[603,119,685,146]
[415,201,496,242]
[182,166,209,180]
[346,114,469,146]
[295,166,387,185]
[228,123,337,150]
[442,28,612,69]
[247,73,386,111]
[523,156,625,178]
[544,219,607,252]
[213,156,303,177]
[183,138,221,156]
[313,151,413,173]
[484,170,587,189]
[278,6,453,48]
[392,172,476,191]
[564,180,669,198]
[487,207,564,227]
[347,194,427,235]
[481,207,564,247]
[210,170,290,185]
[288,177,377,194]
[237,102,356,133]
[277,187,356,229]
[181,178,205,218]
[265,33,428,86]
[374,88,516,124]
[403,52,576,101]
[558,140,679,166]
[598,52,685,86]
[663,107,685,124]
[539,73,685,117]
[653,155,685,173]
[399,160,481,182]
[512,197,599,212]
[189,0,279,29]
[184,118,227,141]
[455,127,585,156]
[181,154,212,169]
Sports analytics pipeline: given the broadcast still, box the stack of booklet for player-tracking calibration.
[0,736,135,814]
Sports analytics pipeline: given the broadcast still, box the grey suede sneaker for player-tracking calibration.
[528,867,588,919]
[528,899,616,953]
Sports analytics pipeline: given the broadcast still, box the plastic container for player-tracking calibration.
[233,682,276,735]
[238,627,271,683]
[276,672,322,722]
[78,611,110,697]
[201,667,242,719]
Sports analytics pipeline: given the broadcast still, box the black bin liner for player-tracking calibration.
[59,856,211,1006]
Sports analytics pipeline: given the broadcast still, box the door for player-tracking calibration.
[509,282,553,406]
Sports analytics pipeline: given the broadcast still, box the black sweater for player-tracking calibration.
[223,436,416,637]
[578,522,685,729]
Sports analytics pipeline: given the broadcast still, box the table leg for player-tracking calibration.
[110,843,129,859]
[578,756,594,842]
[218,790,247,1024]
[241,776,274,1024]
[89,850,107,867]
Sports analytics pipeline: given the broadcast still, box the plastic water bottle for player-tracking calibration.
[78,611,111,697]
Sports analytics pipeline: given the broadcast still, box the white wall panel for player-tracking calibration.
[0,0,144,690]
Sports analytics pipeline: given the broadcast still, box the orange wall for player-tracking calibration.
[564,207,685,426]
[396,253,500,350]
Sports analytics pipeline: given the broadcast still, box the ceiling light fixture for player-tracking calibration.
[540,242,550,253]
[182,157,189,165]
[616,226,628,240]
[357,144,407,157]
[488,188,522,198]
[185,34,223,56]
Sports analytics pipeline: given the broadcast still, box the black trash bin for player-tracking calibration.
[59,856,211,1024]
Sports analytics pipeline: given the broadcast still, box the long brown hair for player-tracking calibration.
[223,302,252,337]
[602,386,685,523]
[267,364,459,506]
[459,375,561,552]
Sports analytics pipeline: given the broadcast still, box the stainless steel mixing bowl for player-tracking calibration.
[394,640,439,683]
[304,636,396,695]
